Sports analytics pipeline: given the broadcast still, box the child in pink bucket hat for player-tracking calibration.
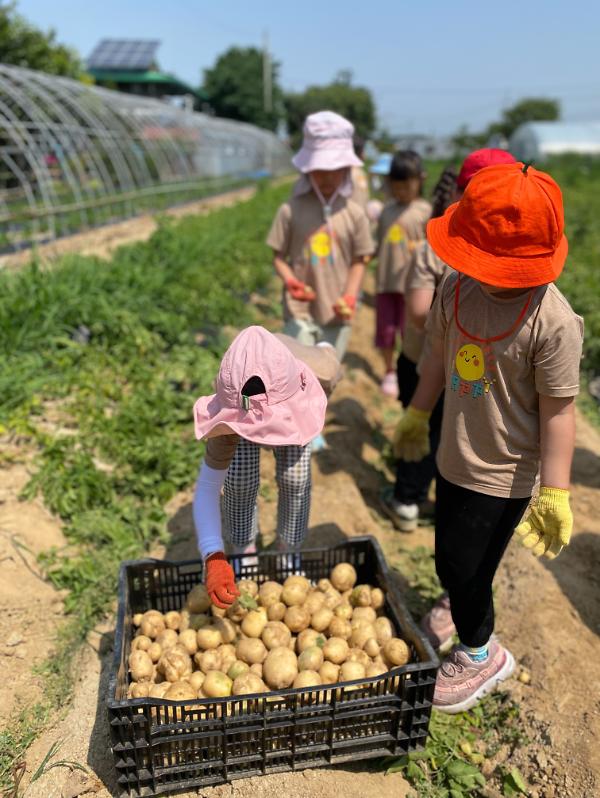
[267,111,374,362]
[192,326,341,608]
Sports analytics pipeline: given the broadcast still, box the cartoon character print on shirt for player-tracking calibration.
[307,223,336,267]
[451,340,497,399]
[386,223,405,245]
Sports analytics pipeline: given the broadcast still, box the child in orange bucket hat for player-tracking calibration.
[393,162,584,713]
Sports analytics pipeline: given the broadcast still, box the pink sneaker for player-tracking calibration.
[433,639,515,714]
[421,594,456,651]
[381,370,398,397]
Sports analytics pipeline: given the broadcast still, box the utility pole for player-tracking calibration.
[263,29,272,115]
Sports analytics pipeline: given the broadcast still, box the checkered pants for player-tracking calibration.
[222,438,312,548]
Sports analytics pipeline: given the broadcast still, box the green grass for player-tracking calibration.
[0,180,289,789]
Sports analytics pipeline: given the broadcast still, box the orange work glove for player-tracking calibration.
[333,294,357,320]
[286,277,316,302]
[205,552,240,609]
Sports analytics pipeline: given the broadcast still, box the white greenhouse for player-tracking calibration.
[509,121,600,162]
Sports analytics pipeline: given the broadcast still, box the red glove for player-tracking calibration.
[205,552,240,609]
[286,277,316,302]
[333,294,357,320]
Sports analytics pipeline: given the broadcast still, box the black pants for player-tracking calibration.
[394,353,444,504]
[435,473,530,647]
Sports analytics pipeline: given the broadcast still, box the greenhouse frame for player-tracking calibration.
[0,64,291,251]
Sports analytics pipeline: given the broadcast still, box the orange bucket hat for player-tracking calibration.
[427,162,568,288]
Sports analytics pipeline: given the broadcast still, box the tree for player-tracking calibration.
[486,97,560,140]
[202,47,283,131]
[0,1,84,78]
[284,71,376,146]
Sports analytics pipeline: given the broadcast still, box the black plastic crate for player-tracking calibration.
[108,535,439,797]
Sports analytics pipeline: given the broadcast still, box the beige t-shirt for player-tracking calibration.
[376,198,431,294]
[402,242,451,363]
[204,335,342,470]
[350,166,369,210]
[427,273,583,498]
[267,192,374,327]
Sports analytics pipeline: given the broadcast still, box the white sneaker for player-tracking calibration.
[381,371,398,397]
[381,493,419,532]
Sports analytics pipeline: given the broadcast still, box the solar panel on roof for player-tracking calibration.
[87,39,160,70]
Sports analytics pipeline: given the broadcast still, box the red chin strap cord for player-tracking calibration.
[453,275,535,344]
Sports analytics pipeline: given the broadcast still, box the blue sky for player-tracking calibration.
[17,0,600,136]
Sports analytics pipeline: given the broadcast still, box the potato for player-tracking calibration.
[242,610,267,638]
[250,663,264,677]
[147,642,162,663]
[317,578,333,592]
[226,599,250,623]
[228,660,250,680]
[352,606,376,624]
[333,603,353,621]
[284,605,311,633]
[263,646,298,690]
[366,663,388,679]
[129,650,154,683]
[195,649,222,674]
[233,673,267,695]
[267,601,286,621]
[164,611,181,630]
[330,563,357,592]
[281,583,309,607]
[237,579,259,598]
[196,627,222,651]
[159,648,192,683]
[322,589,342,610]
[296,628,325,653]
[236,637,267,665]
[383,638,410,667]
[218,643,237,671]
[203,671,233,698]
[156,629,179,651]
[311,608,333,633]
[328,618,352,640]
[165,681,197,701]
[149,682,171,699]
[340,661,366,682]
[258,581,283,607]
[178,629,199,656]
[364,638,381,659]
[133,613,143,627]
[213,617,237,644]
[131,635,152,652]
[140,610,165,639]
[303,591,325,614]
[262,621,292,650]
[181,612,210,632]
[298,646,324,672]
[319,661,340,684]
[129,682,151,699]
[186,584,211,614]
[188,671,206,693]
[350,585,372,608]
[350,624,377,650]
[374,617,394,646]
[323,637,349,665]
[347,648,370,667]
[284,574,310,591]
[293,670,321,689]
[370,588,385,610]
[211,605,227,618]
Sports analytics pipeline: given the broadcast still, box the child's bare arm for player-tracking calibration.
[406,287,435,330]
[539,395,575,489]
[273,251,295,284]
[345,259,366,298]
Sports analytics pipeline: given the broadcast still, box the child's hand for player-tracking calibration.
[514,487,572,559]
[333,294,357,320]
[393,406,431,461]
[286,277,316,302]
[205,552,240,608]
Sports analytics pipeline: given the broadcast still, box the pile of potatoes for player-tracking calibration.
[127,562,411,702]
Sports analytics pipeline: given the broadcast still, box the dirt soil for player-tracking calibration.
[1,264,599,797]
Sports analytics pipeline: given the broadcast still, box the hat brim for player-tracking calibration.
[292,147,362,173]
[193,360,327,447]
[427,205,568,288]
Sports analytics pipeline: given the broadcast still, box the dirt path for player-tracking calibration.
[3,275,600,798]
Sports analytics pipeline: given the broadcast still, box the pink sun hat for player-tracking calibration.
[292,111,363,173]
[193,326,327,447]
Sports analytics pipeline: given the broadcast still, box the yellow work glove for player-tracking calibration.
[393,406,431,462]
[514,487,572,560]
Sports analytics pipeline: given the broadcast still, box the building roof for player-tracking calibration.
[88,68,200,97]
[87,39,160,71]
[512,121,600,144]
